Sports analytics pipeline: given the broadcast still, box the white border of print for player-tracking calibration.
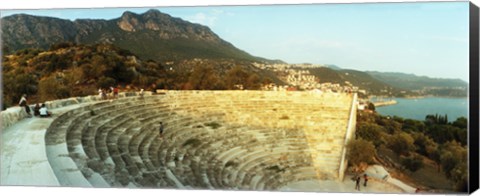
[0,0,477,10]
[1,1,479,196]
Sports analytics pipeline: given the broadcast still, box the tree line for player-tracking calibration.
[347,111,468,192]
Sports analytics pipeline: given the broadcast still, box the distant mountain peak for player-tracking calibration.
[121,10,137,17]
[117,9,193,34]
[118,11,143,32]
[143,9,163,17]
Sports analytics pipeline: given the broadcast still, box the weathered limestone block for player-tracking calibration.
[1,106,29,129]
[45,97,80,109]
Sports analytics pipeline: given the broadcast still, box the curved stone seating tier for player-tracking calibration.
[42,91,356,190]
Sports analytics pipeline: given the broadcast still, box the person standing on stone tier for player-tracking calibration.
[159,122,164,137]
[109,86,114,98]
[113,86,119,99]
[139,89,144,98]
[98,88,103,99]
[355,176,361,191]
[19,94,31,117]
[363,173,369,187]
[101,89,107,100]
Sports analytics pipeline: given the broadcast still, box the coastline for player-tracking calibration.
[402,95,467,99]
[369,95,467,108]
[372,100,398,107]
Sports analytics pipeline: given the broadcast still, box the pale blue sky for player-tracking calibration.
[1,2,470,82]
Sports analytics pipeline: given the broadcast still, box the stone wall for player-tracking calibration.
[1,91,152,130]
[1,106,30,129]
[338,93,358,181]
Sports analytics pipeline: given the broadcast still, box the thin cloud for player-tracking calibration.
[187,12,216,26]
[185,8,232,27]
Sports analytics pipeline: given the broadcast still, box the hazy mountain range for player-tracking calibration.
[366,71,468,90]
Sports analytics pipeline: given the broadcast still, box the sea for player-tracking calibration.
[373,97,469,122]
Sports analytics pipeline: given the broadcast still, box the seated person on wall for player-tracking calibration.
[39,103,52,117]
[33,103,41,116]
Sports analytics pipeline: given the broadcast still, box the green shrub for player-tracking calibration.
[401,154,424,172]
[413,133,438,157]
[38,76,70,101]
[97,76,116,89]
[356,123,385,147]
[346,138,376,167]
[368,102,376,111]
[386,132,415,156]
[188,64,222,90]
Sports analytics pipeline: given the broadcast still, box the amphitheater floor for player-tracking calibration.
[278,175,408,194]
[1,116,59,186]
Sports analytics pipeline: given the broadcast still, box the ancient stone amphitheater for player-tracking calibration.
[1,91,357,191]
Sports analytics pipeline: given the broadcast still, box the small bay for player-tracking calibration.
[373,97,469,122]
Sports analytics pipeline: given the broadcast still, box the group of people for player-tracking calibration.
[19,86,120,118]
[355,173,369,191]
[98,86,119,100]
[19,94,51,118]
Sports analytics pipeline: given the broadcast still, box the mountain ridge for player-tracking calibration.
[366,71,468,90]
[2,9,273,64]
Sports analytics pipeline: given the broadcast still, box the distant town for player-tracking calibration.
[254,62,360,93]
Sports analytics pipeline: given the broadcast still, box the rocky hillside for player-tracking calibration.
[2,9,270,64]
